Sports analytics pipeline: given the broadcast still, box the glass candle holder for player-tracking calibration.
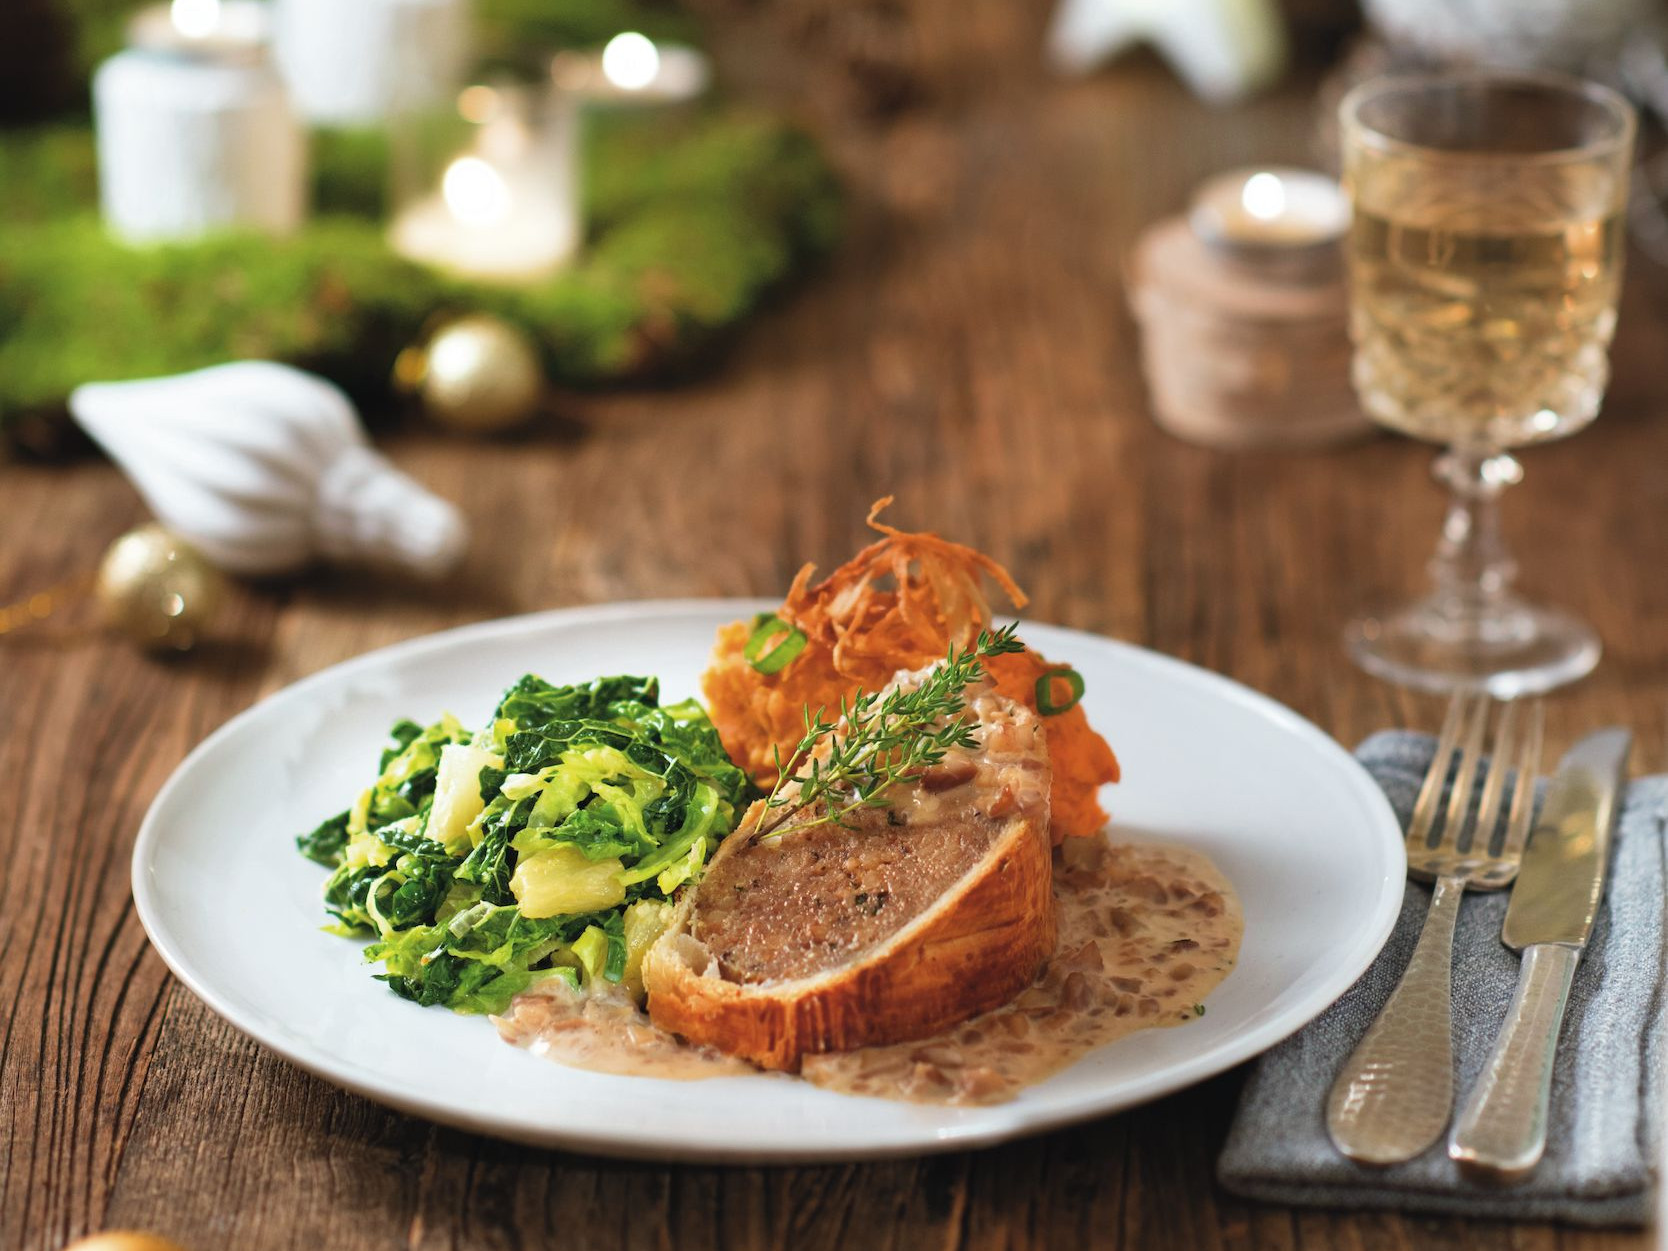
[388,82,581,285]
[93,0,306,243]
[272,0,471,126]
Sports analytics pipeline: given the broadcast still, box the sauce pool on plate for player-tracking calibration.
[494,836,1242,1105]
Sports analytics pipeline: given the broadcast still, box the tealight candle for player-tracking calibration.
[271,0,470,125]
[1126,165,1369,449]
[92,0,305,243]
[1188,167,1350,270]
[388,86,580,284]
[549,31,712,104]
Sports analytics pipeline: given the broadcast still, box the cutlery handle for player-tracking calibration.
[1448,942,1580,1182]
[1326,873,1464,1165]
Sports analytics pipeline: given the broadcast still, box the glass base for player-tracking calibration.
[1345,593,1600,698]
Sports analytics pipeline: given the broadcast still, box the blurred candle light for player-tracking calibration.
[170,0,221,38]
[1241,171,1285,221]
[458,84,499,123]
[93,0,305,243]
[550,32,710,103]
[127,0,268,56]
[1189,167,1349,255]
[602,32,660,91]
[443,157,512,227]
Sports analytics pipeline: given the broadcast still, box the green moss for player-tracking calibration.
[0,124,98,222]
[475,0,701,73]
[312,127,397,220]
[0,219,435,413]
[0,109,843,435]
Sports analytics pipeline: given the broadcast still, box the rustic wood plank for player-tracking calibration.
[1,5,1661,1248]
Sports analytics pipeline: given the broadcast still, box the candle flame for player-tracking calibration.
[1241,172,1286,222]
[443,157,512,228]
[170,0,222,38]
[602,32,660,91]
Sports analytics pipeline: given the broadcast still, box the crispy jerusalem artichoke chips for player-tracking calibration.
[702,498,1119,842]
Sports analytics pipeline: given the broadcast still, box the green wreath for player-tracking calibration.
[0,1,843,443]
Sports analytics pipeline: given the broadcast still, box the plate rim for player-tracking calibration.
[131,597,1406,1162]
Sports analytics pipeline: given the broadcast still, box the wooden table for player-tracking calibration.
[3,6,1663,1247]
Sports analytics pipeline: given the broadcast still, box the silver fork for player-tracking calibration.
[1326,690,1544,1166]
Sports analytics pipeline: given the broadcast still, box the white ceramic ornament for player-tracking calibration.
[70,362,469,580]
[1046,0,1287,103]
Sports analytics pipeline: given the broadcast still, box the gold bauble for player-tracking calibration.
[96,524,225,652]
[402,314,545,434]
[64,1234,189,1251]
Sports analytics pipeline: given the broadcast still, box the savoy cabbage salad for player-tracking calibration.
[297,674,748,1015]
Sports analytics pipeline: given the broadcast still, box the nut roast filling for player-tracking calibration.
[687,684,1051,985]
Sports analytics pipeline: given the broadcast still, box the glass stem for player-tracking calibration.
[1428,447,1523,619]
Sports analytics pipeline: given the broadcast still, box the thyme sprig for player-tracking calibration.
[754,624,1026,839]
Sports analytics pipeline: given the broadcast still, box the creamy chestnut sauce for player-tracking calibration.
[495,834,1242,1104]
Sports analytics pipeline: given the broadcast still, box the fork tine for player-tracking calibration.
[1468,699,1520,854]
[1500,699,1545,858]
[1409,691,1471,847]
[1436,691,1491,850]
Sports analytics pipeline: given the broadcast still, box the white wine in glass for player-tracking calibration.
[1340,72,1636,695]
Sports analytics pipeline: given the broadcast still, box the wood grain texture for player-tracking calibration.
[2,1,1664,1246]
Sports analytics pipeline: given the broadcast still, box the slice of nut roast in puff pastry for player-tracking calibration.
[642,679,1054,1071]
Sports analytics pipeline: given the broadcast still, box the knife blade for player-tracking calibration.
[1448,727,1631,1182]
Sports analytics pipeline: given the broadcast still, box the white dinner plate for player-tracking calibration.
[132,600,1404,1162]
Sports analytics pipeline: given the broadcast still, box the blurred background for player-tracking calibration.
[4,0,1667,465]
[4,0,1668,643]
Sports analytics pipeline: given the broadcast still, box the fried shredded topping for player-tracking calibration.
[702,498,1120,841]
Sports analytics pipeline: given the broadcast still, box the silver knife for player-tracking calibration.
[1448,727,1631,1182]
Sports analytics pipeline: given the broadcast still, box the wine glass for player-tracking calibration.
[1338,71,1636,696]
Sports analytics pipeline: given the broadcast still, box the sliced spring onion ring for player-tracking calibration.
[744,612,808,675]
[1034,667,1085,715]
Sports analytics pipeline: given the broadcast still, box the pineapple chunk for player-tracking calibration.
[511,844,626,919]
[427,742,502,853]
[621,899,674,999]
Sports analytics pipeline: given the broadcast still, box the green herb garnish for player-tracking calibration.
[1034,666,1085,715]
[744,612,809,675]
[756,623,1026,838]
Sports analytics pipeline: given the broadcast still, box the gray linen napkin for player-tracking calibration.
[1218,730,1666,1227]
